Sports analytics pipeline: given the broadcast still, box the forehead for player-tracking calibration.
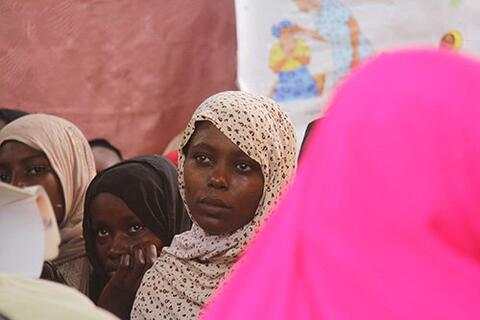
[188,121,249,156]
[0,140,46,163]
[92,146,120,160]
[90,192,138,223]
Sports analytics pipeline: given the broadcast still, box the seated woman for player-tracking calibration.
[82,155,191,319]
[131,91,297,319]
[0,114,96,294]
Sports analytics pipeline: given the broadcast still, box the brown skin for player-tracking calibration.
[184,121,264,235]
[0,141,65,223]
[91,146,122,173]
[90,192,162,320]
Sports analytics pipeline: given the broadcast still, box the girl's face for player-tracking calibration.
[440,34,455,50]
[90,192,163,279]
[279,28,297,54]
[0,141,65,223]
[183,121,264,235]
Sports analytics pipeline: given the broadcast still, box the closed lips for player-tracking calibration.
[199,197,231,209]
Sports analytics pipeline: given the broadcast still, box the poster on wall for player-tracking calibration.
[235,0,480,147]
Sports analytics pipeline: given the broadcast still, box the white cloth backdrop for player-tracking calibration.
[235,0,480,148]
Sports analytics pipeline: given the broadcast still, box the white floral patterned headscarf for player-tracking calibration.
[132,91,297,320]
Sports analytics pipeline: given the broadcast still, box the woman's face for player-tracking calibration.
[183,121,264,235]
[0,141,65,223]
[90,192,163,279]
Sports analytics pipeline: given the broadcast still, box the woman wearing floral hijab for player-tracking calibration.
[131,91,297,319]
[0,114,96,294]
[202,50,480,319]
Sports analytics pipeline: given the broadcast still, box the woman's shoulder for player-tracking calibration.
[45,256,91,295]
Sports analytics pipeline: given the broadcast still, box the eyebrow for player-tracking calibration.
[189,142,216,153]
[21,154,50,164]
[0,154,48,168]
[91,214,144,228]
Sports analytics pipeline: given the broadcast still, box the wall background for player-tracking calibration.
[0,0,237,157]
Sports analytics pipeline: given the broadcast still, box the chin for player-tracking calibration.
[200,225,225,236]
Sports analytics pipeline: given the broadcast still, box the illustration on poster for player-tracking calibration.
[269,0,374,103]
[294,0,374,80]
[269,20,326,102]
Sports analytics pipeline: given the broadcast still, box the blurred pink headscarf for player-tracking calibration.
[202,49,480,319]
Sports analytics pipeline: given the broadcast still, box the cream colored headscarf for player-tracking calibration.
[131,91,297,320]
[0,114,96,292]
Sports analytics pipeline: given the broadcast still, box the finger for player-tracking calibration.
[110,254,131,280]
[145,244,158,268]
[131,247,145,275]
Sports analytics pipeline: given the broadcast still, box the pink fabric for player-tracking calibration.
[165,150,179,168]
[202,49,480,320]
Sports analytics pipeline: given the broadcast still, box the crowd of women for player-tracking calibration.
[1,48,480,320]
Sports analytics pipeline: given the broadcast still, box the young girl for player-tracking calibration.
[0,114,96,294]
[131,91,297,319]
[82,156,191,319]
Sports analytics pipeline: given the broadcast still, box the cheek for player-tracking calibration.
[184,165,203,201]
[134,232,164,250]
[41,174,65,222]
[235,176,265,215]
[245,174,265,200]
[94,239,110,267]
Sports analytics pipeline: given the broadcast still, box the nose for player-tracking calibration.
[11,173,26,188]
[207,162,229,190]
[107,233,130,259]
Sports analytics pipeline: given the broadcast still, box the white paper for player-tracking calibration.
[0,198,44,277]
[0,183,60,277]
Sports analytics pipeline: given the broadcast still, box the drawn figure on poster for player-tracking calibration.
[294,0,374,83]
[439,31,463,51]
[269,20,326,102]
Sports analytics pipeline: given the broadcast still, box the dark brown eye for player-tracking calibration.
[97,229,109,238]
[194,154,211,165]
[129,224,143,233]
[0,173,10,182]
[26,166,47,176]
[236,162,253,172]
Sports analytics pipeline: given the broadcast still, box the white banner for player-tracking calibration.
[235,0,480,147]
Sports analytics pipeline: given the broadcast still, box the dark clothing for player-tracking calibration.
[299,119,320,158]
[0,108,29,123]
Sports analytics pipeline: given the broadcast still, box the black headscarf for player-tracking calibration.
[82,155,191,300]
[0,108,29,124]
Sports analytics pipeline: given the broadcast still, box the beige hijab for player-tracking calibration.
[132,91,297,319]
[0,114,96,291]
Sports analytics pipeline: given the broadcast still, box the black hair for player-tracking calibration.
[88,138,123,160]
[0,314,10,320]
[0,108,29,124]
[299,119,318,158]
